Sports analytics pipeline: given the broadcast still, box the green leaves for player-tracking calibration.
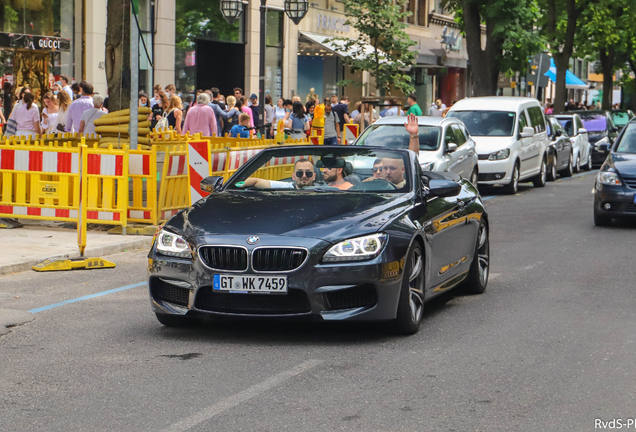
[325,0,417,95]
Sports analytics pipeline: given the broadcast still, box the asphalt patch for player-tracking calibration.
[0,309,34,336]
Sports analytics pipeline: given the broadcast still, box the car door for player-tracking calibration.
[450,124,473,178]
[526,106,547,174]
[518,110,534,175]
[441,125,463,175]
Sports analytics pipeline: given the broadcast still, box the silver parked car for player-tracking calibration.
[353,116,480,185]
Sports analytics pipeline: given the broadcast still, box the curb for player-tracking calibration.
[0,237,153,276]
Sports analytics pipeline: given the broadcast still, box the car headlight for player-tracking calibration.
[323,233,387,262]
[488,148,510,161]
[595,137,610,147]
[421,162,435,171]
[598,170,621,186]
[156,230,192,258]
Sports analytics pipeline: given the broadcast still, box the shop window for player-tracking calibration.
[265,9,284,100]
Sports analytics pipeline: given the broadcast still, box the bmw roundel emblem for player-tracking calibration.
[246,236,260,245]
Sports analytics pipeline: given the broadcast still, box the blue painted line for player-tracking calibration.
[28,281,147,313]
[482,196,495,200]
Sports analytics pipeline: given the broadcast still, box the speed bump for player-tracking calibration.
[0,219,23,229]
[32,257,116,272]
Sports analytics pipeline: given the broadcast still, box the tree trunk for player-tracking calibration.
[553,53,568,114]
[106,0,131,112]
[599,48,614,110]
[461,0,501,96]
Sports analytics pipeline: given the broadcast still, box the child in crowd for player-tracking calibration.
[229,113,251,138]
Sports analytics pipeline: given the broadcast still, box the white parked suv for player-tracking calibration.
[353,116,479,184]
[552,113,592,172]
[447,97,550,194]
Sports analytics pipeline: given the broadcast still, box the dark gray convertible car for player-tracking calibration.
[147,146,490,334]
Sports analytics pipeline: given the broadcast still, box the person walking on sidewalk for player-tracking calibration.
[60,75,73,101]
[406,94,422,116]
[183,93,217,136]
[40,92,60,135]
[323,101,341,145]
[65,81,94,132]
[79,94,107,135]
[14,93,41,138]
[166,95,183,135]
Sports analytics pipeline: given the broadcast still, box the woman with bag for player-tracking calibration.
[14,93,41,138]
[40,92,60,135]
[165,95,183,134]
[54,91,71,133]
[151,90,168,130]
[222,96,240,137]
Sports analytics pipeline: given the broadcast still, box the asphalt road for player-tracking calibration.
[1,170,636,432]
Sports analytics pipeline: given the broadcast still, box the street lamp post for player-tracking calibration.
[221,0,308,136]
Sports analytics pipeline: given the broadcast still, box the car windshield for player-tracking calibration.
[611,111,631,127]
[446,111,516,136]
[355,125,441,151]
[556,118,575,136]
[615,124,636,153]
[226,147,411,193]
[579,114,607,132]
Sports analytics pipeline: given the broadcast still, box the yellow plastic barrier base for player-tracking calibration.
[32,257,116,272]
[0,218,24,229]
[107,225,158,236]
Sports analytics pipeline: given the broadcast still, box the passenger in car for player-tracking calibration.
[321,160,353,190]
[363,157,385,182]
[382,157,407,188]
[239,159,316,189]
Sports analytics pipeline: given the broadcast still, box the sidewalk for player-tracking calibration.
[0,220,153,275]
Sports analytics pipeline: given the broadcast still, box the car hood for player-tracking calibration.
[165,191,412,244]
[609,153,636,177]
[470,136,515,155]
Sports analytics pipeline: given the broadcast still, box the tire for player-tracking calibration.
[469,169,478,187]
[532,157,547,187]
[593,209,612,227]
[560,153,573,177]
[393,244,425,335]
[461,220,489,294]
[573,155,581,173]
[585,152,593,171]
[502,161,520,195]
[155,313,203,327]
[546,157,557,182]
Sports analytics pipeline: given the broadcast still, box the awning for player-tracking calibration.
[411,36,467,69]
[299,31,385,62]
[544,58,589,90]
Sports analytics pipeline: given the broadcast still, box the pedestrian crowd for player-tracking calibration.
[543,98,614,114]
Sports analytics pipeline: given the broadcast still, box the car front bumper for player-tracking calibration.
[477,158,513,185]
[594,183,636,218]
[147,235,409,322]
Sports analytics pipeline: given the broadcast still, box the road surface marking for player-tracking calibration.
[28,281,146,313]
[162,359,324,432]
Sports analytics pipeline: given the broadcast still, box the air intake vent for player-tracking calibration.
[621,175,636,189]
[252,248,308,272]
[151,279,190,306]
[325,285,377,310]
[194,287,311,314]
[199,246,248,271]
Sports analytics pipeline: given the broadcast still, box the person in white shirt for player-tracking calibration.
[79,94,107,135]
[40,92,60,135]
[60,75,73,101]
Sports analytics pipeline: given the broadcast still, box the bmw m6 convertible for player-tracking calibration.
[147,145,490,334]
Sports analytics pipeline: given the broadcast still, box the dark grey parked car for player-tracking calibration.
[546,116,574,180]
[147,146,490,334]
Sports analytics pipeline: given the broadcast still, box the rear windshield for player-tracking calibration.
[579,114,607,132]
[556,118,575,136]
[446,111,516,137]
[355,125,441,151]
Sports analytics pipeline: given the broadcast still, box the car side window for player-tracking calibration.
[518,110,528,133]
[444,126,457,144]
[527,107,546,133]
[451,125,467,145]
[546,120,552,137]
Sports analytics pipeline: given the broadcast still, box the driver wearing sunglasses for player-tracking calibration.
[239,159,316,189]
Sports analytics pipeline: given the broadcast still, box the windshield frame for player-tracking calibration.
[446,110,517,137]
[223,146,415,194]
[355,124,442,152]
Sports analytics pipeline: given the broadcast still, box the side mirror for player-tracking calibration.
[577,128,587,135]
[445,143,457,153]
[555,129,563,137]
[428,179,461,198]
[519,126,535,138]
[200,176,224,193]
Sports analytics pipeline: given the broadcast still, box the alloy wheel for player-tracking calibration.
[549,162,556,180]
[513,165,519,192]
[470,169,478,187]
[408,249,424,324]
[477,224,489,286]
[587,153,593,170]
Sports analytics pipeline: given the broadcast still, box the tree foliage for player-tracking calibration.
[326,0,416,95]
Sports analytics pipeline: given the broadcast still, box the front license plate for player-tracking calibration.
[213,274,287,294]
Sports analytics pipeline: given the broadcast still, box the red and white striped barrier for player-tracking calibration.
[85,152,126,222]
[344,123,359,145]
[187,141,212,204]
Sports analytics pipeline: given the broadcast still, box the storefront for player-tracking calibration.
[0,0,74,109]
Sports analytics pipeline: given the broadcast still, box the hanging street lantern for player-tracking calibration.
[219,0,243,25]
[284,0,309,25]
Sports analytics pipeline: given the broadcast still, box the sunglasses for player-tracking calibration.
[372,167,384,173]
[295,170,315,178]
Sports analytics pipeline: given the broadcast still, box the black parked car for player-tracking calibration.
[147,146,490,334]
[572,110,619,167]
[546,116,574,180]
[593,119,636,226]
